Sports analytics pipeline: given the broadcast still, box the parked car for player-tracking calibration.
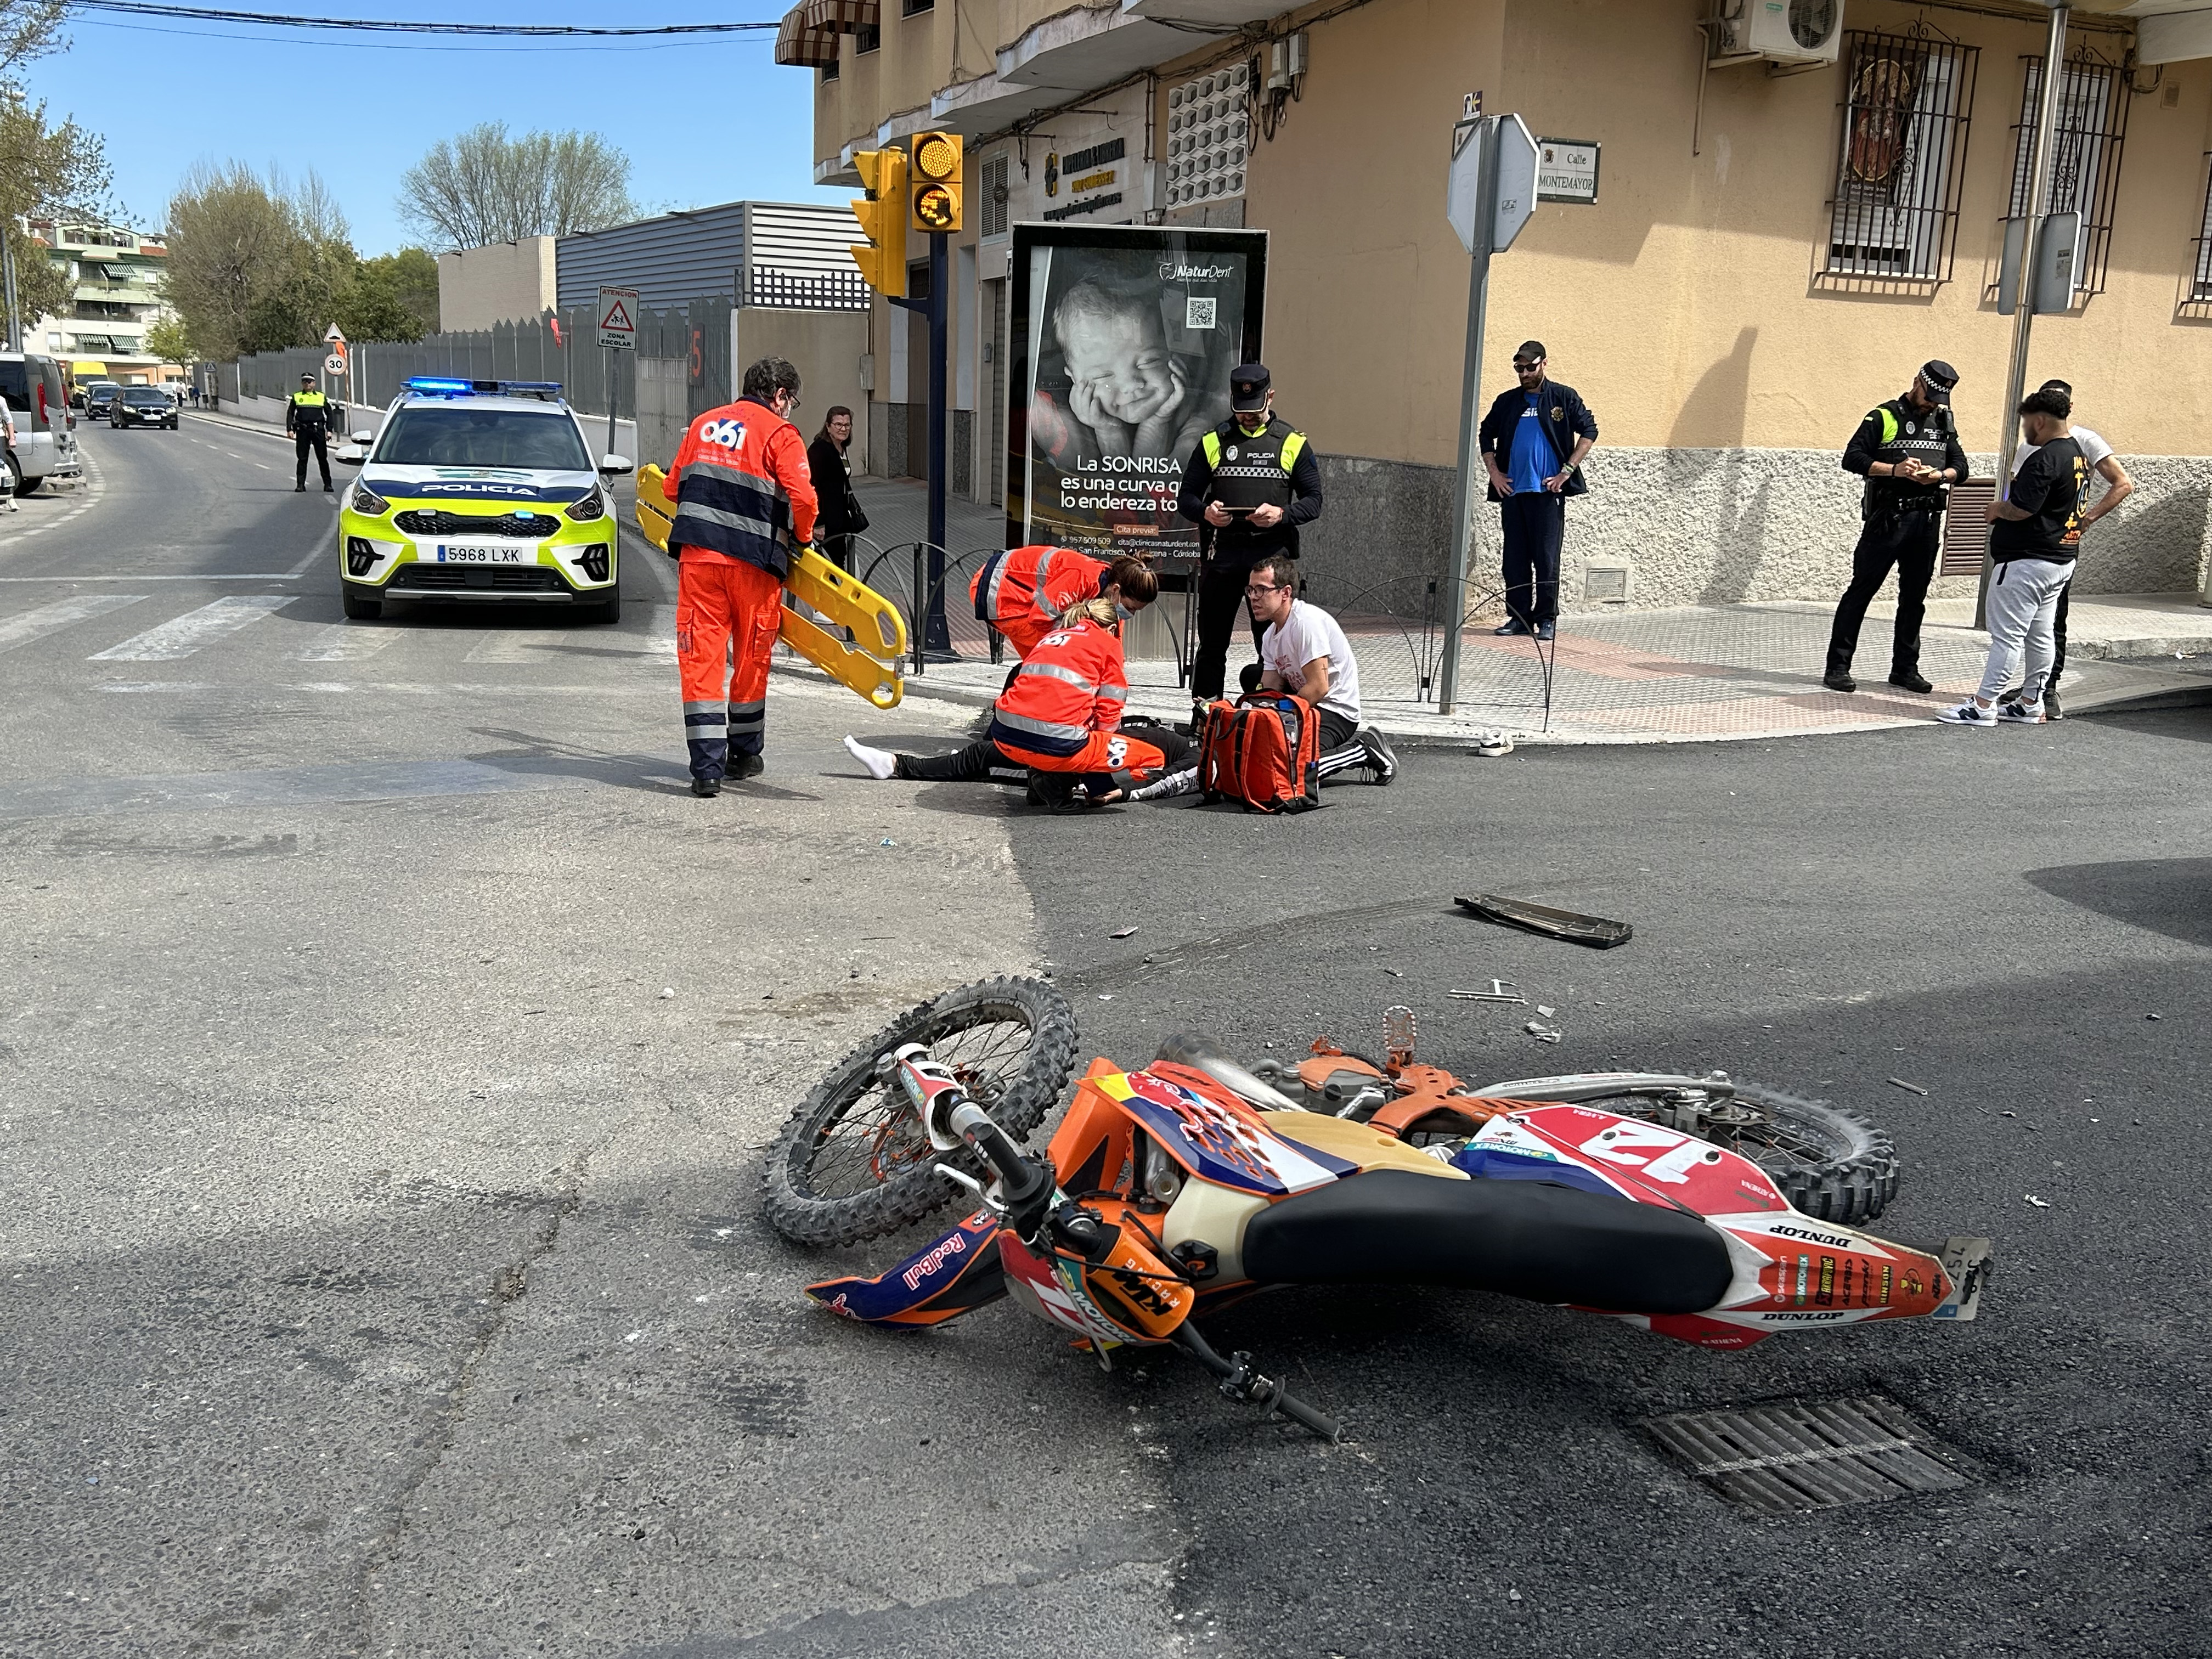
[112,387,179,430]
[1,352,79,497]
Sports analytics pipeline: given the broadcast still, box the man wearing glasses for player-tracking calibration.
[1823,358,1967,695]
[1478,342,1598,641]
[1244,553,1397,783]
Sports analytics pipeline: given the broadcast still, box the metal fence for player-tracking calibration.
[222,295,733,443]
[836,533,1559,729]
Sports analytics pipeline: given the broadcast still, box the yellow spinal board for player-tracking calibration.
[634,464,908,707]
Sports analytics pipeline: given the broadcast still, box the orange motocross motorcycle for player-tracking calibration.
[762,979,1990,1439]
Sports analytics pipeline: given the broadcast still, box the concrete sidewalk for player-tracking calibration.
[845,476,2212,745]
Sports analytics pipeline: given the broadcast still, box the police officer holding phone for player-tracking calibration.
[1175,363,1324,702]
[1824,359,1968,694]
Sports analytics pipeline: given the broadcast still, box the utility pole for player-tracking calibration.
[1,225,21,352]
[1983,2,2070,625]
[924,229,950,653]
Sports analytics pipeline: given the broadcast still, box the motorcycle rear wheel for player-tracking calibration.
[759,975,1078,1247]
[1610,1084,1900,1226]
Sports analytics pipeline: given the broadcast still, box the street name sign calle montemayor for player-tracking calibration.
[1537,138,1600,205]
[597,286,639,352]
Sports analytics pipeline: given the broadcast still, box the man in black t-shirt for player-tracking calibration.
[1938,388,2086,728]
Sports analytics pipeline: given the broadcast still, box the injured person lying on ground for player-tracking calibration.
[844,594,1194,809]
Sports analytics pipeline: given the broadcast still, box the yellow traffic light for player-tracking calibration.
[850,148,909,298]
[909,131,963,234]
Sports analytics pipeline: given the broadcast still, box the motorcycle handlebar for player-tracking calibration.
[947,1100,1052,1214]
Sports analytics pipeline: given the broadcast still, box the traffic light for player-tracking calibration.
[909,131,963,234]
[850,148,909,298]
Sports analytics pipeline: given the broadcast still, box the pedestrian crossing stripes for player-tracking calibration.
[289,621,408,663]
[0,594,145,656]
[89,595,296,661]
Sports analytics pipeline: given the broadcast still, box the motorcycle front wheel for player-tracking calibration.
[759,975,1078,1247]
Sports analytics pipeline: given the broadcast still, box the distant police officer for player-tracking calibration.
[1175,363,1323,702]
[1824,359,1968,693]
[285,373,342,493]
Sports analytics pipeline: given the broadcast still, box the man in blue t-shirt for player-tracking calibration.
[1479,341,1599,641]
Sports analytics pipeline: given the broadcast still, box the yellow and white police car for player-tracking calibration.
[336,377,630,623]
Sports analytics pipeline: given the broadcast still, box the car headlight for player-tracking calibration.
[350,482,389,515]
[565,486,605,523]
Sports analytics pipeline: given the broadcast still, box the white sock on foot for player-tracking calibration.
[843,735,898,780]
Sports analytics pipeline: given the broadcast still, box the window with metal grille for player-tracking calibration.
[855,22,879,51]
[2193,153,2212,302]
[1823,30,1978,282]
[821,54,838,80]
[2000,48,2130,298]
[980,154,1009,240]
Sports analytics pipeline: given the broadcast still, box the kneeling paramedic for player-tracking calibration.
[668,356,818,797]
[845,558,1159,786]
[851,595,1190,807]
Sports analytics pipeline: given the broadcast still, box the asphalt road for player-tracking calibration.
[4,416,2207,1657]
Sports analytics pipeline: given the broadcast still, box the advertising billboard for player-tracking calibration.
[1006,224,1267,561]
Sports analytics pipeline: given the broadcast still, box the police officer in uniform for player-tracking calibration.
[285,372,343,493]
[1175,363,1323,702]
[1824,359,1968,693]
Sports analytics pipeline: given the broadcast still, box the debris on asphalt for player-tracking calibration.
[1536,1004,1556,1017]
[1507,1589,1523,1604]
[2001,1110,2017,1118]
[1456,893,1632,949]
[2024,1195,2052,1209]
[880,838,897,847]
[1384,967,1402,977]
[659,988,676,999]
[1887,1077,1929,1096]
[1098,994,1113,1001]
[1450,988,1527,1003]
[1524,1020,1562,1043]
[1110,926,1139,939]
[2146,1012,2162,1021]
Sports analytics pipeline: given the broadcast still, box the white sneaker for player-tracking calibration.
[1995,700,2045,725]
[1473,733,1515,758]
[1936,699,1997,727]
[1127,765,1198,802]
[843,735,898,779]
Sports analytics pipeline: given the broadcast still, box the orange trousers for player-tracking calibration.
[678,552,783,780]
[995,730,1170,784]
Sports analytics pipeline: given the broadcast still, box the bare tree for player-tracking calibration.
[163,163,356,359]
[396,123,635,251]
[1,0,68,84]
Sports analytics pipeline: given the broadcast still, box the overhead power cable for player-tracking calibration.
[65,1,778,36]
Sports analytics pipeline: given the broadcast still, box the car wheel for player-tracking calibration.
[342,588,383,620]
[4,452,24,498]
[586,588,620,625]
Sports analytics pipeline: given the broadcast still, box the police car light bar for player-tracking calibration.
[404,377,478,396]
[496,381,564,399]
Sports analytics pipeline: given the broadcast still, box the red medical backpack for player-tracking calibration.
[1197,691,1323,814]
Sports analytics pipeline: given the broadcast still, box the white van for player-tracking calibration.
[0,353,80,496]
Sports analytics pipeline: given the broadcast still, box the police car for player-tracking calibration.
[336,377,630,623]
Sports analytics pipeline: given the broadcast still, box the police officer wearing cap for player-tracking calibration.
[1824,359,1968,693]
[285,372,344,494]
[1175,363,1324,701]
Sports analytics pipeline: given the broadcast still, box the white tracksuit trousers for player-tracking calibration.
[1977,556,2073,704]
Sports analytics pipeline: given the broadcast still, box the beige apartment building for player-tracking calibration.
[780,0,2212,610]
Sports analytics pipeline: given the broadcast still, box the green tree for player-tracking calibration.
[397,123,633,249]
[334,256,425,343]
[163,164,356,359]
[143,313,195,365]
[373,246,439,334]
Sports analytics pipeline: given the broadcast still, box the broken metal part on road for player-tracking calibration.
[1449,988,1528,1003]
[1887,1077,1929,1097]
[1454,893,1633,950]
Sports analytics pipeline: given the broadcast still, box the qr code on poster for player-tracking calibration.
[1185,296,1218,330]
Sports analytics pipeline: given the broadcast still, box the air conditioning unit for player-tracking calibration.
[1709,0,1844,66]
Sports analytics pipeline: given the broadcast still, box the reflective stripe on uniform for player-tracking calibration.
[1877,408,1899,444]
[672,499,783,541]
[1280,431,1306,471]
[979,551,1012,622]
[989,708,1093,746]
[682,700,727,731]
[1027,546,1058,622]
[1014,659,1098,694]
[727,699,766,731]
[1201,430,1222,466]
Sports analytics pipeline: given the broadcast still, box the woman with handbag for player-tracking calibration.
[806,407,868,572]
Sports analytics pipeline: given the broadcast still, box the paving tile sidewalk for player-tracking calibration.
[823,477,2212,746]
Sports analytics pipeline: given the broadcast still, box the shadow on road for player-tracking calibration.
[2023,856,2212,948]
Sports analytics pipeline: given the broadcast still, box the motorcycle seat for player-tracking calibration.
[1240,1169,1733,1316]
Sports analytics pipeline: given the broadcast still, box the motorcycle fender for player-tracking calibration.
[805,1210,1006,1327]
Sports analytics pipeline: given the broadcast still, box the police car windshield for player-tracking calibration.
[376,405,591,471]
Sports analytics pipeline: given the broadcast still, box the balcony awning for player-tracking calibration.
[775,7,842,68]
[803,0,876,27]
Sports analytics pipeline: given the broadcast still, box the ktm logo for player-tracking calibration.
[1110,1270,1175,1317]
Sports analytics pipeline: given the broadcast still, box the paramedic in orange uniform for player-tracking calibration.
[970,548,1154,661]
[848,595,1192,808]
[667,357,818,797]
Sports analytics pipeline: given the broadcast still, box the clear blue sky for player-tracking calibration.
[25,4,852,253]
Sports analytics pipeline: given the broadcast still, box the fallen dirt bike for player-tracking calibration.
[761,981,1989,1439]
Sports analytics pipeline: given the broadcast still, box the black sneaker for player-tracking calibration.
[1823,670,1857,693]
[730,752,765,780]
[690,776,721,798]
[2045,688,2064,721]
[1888,671,1933,694]
[1355,726,1398,785]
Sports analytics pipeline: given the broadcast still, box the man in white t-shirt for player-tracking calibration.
[1997,379,2131,721]
[1244,552,1396,783]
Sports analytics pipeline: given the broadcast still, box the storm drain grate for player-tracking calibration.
[1644,1395,1973,1514]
